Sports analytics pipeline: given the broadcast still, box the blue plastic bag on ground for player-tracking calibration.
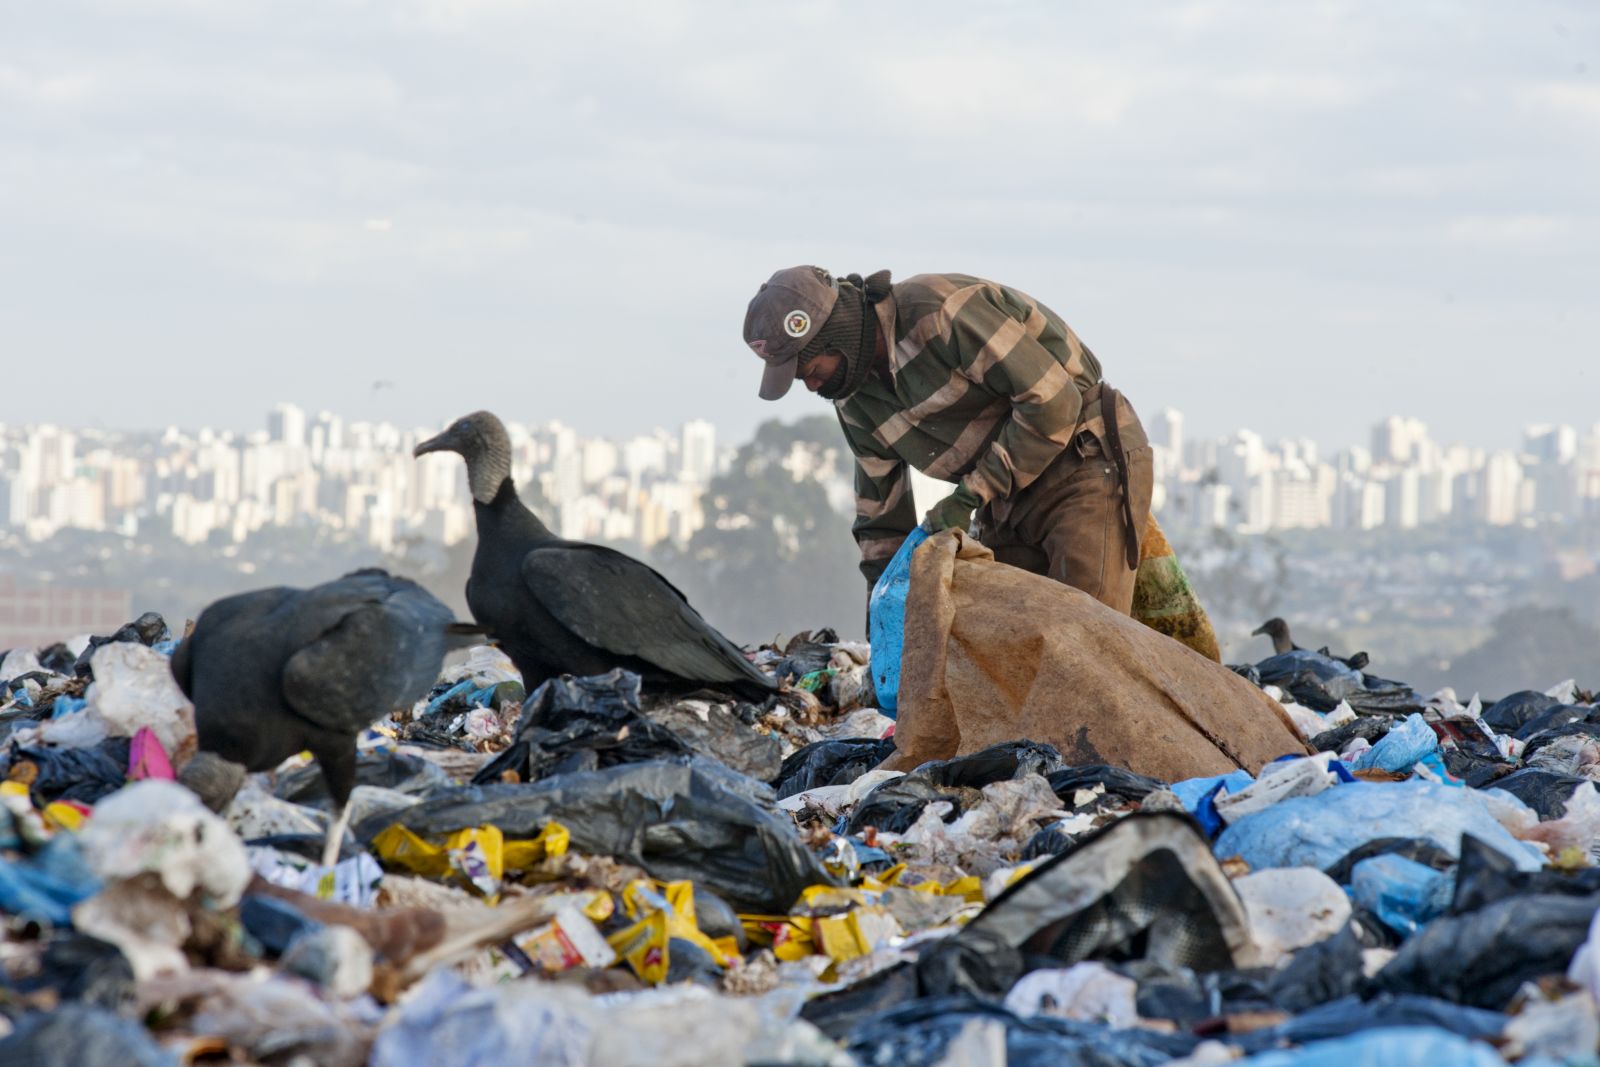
[1350,854,1453,938]
[1171,769,1255,811]
[1214,780,1543,873]
[0,835,101,926]
[1353,713,1438,773]
[1238,1025,1509,1066]
[869,526,929,718]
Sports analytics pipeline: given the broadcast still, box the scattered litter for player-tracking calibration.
[2,603,1597,1064]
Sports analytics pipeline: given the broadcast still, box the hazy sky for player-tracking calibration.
[3,1,1596,450]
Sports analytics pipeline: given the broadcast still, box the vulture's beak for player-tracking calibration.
[413,430,455,458]
[1250,623,1268,636]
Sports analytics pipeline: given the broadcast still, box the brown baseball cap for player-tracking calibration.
[743,266,840,400]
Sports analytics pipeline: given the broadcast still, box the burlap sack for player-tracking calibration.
[885,530,1310,780]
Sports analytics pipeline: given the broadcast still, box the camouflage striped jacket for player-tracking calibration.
[835,272,1102,583]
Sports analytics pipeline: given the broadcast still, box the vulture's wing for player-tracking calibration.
[282,572,456,734]
[520,544,772,690]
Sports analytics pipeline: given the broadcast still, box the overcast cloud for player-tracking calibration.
[1,1,1596,449]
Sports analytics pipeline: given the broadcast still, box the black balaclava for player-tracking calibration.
[799,270,892,401]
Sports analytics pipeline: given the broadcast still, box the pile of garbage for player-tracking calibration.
[2,614,1600,1066]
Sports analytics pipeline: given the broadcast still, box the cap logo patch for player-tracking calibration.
[783,310,811,338]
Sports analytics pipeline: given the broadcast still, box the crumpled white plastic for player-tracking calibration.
[1003,963,1141,1028]
[80,779,250,905]
[1215,754,1338,824]
[1234,867,1352,967]
[36,642,195,754]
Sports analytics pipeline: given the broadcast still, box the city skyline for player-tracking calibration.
[4,401,1598,561]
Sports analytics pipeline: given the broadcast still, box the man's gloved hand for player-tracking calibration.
[921,484,982,533]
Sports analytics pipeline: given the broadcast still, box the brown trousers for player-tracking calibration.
[972,387,1154,616]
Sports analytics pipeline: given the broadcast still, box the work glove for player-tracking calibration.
[921,484,982,534]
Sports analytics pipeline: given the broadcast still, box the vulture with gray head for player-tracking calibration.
[170,568,477,865]
[414,410,775,700]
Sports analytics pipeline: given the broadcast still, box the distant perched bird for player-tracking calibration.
[414,411,775,700]
[1251,617,1369,671]
[170,569,477,866]
[1250,617,1301,655]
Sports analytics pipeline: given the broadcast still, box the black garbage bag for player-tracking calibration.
[473,671,691,785]
[0,1004,176,1067]
[842,995,1198,1067]
[772,629,838,687]
[1231,993,1508,1054]
[1481,767,1584,820]
[1256,650,1422,715]
[1516,705,1593,743]
[1125,961,1277,1024]
[274,751,452,807]
[1266,924,1367,1013]
[641,695,781,782]
[1228,663,1262,686]
[1372,890,1600,1008]
[37,644,76,676]
[1127,964,1212,1024]
[72,612,171,677]
[942,813,1252,992]
[1482,690,1560,733]
[1450,833,1600,915]
[774,738,896,798]
[799,960,921,1040]
[7,738,130,806]
[844,775,964,836]
[1020,824,1075,860]
[1254,650,1365,709]
[239,895,323,956]
[1431,717,1509,762]
[362,757,830,912]
[5,934,135,1013]
[691,885,747,952]
[1307,716,1390,754]
[915,927,1025,999]
[917,741,1067,790]
[1441,748,1514,789]
[1046,765,1165,807]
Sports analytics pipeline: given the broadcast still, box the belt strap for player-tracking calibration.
[1099,385,1140,570]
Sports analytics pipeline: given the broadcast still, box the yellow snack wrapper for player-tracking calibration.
[606,880,740,984]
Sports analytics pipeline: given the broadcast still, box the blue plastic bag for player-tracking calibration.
[1171,769,1255,811]
[1238,1025,1510,1066]
[1214,780,1543,873]
[1350,854,1453,937]
[868,526,929,718]
[1353,713,1438,773]
[0,836,101,926]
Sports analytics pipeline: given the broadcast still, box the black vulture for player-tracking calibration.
[170,568,476,865]
[413,410,775,700]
